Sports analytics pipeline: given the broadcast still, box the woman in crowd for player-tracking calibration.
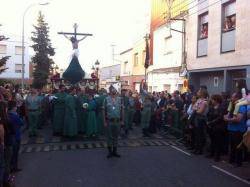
[207,94,225,161]
[186,95,198,150]
[193,88,209,155]
[224,92,246,167]
[0,99,6,187]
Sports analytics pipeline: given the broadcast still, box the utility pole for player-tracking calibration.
[170,18,187,77]
[111,44,116,65]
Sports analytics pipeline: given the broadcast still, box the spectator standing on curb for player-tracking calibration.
[8,101,24,173]
[224,92,247,167]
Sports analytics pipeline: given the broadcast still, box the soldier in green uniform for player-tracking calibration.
[141,94,152,137]
[128,91,135,130]
[37,89,44,129]
[121,89,130,137]
[103,86,124,158]
[63,87,78,137]
[52,85,67,136]
[95,89,107,135]
[25,88,41,137]
[76,88,88,134]
[86,94,98,137]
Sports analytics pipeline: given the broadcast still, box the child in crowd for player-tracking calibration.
[8,101,24,173]
[227,88,250,116]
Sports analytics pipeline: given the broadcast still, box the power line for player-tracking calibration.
[152,0,197,22]
[121,0,223,52]
[184,0,222,18]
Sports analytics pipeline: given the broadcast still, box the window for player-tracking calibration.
[221,0,236,52]
[15,64,24,73]
[222,1,236,32]
[0,45,7,54]
[123,61,128,74]
[198,13,208,39]
[134,53,138,66]
[15,46,24,55]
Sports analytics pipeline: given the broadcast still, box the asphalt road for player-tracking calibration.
[15,146,249,187]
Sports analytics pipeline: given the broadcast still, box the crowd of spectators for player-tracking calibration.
[143,85,250,167]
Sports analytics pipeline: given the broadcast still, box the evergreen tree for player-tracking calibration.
[0,26,10,74]
[31,11,55,89]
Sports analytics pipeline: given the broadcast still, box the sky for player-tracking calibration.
[0,0,150,73]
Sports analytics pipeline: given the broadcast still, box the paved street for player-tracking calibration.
[15,127,250,187]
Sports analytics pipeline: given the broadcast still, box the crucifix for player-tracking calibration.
[58,23,93,50]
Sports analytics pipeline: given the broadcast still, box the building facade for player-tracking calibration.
[120,40,146,92]
[99,64,121,92]
[148,0,189,93]
[187,0,250,94]
[0,38,30,83]
[147,20,184,93]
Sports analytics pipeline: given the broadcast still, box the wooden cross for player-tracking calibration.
[58,23,93,50]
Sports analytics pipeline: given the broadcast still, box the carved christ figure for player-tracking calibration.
[63,35,87,50]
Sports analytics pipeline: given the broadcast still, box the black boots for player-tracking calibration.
[107,146,121,158]
[112,147,121,158]
[107,146,113,158]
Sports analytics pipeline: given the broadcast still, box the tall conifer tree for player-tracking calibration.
[31,11,55,88]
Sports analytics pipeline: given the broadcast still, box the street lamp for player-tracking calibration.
[21,2,49,90]
[94,60,100,78]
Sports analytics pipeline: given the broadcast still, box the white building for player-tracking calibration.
[147,20,184,93]
[0,37,30,82]
[99,64,121,92]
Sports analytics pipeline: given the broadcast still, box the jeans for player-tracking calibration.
[11,140,20,170]
[228,131,244,166]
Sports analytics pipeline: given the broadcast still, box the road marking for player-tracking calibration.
[44,145,50,152]
[78,144,84,149]
[70,144,76,150]
[36,137,44,144]
[26,147,33,153]
[212,165,250,185]
[35,146,42,152]
[53,145,60,151]
[51,137,61,143]
[21,139,29,145]
[158,140,170,146]
[151,140,162,146]
[171,145,191,156]
[62,145,67,151]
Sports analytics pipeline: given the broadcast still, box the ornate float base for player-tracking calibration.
[51,78,99,94]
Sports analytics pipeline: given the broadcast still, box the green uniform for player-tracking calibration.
[63,94,78,137]
[76,94,88,134]
[141,98,152,129]
[104,95,123,147]
[123,96,130,131]
[86,99,98,137]
[52,92,67,134]
[128,96,135,129]
[95,95,106,135]
[25,94,41,136]
[37,94,44,128]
